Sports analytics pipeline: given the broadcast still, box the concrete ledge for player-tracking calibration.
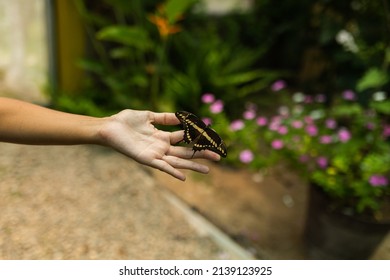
[159,187,256,260]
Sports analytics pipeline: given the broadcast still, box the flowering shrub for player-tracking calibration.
[200,84,390,215]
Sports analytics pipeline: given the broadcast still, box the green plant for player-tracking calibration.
[56,0,278,115]
[195,0,390,217]
[56,0,196,114]
[199,84,390,217]
[171,33,281,114]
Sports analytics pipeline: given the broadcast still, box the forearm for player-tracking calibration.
[0,98,107,145]
[0,98,219,180]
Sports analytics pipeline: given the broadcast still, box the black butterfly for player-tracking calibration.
[175,111,227,158]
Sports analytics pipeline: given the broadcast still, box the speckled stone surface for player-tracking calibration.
[0,144,226,259]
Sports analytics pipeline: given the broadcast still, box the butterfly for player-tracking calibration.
[175,111,227,158]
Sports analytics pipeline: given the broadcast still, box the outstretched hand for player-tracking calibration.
[100,109,220,181]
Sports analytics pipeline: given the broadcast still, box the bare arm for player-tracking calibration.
[0,98,104,145]
[0,98,220,180]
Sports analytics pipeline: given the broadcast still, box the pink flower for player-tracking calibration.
[342,89,356,100]
[338,128,351,142]
[271,139,284,149]
[305,124,318,136]
[269,116,282,131]
[366,122,375,130]
[202,117,212,126]
[299,155,310,163]
[243,110,256,120]
[369,175,388,187]
[326,118,337,129]
[320,135,333,144]
[278,106,289,116]
[210,99,224,114]
[316,157,328,169]
[278,125,288,135]
[230,120,244,131]
[201,93,215,104]
[292,135,301,143]
[271,80,286,91]
[315,94,326,103]
[245,102,257,111]
[256,116,268,126]
[239,149,254,163]
[383,124,390,138]
[304,116,314,124]
[304,95,313,103]
[292,120,303,129]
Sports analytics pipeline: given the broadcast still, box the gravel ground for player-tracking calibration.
[0,143,229,259]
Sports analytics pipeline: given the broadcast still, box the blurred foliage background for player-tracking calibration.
[0,0,387,258]
[53,0,389,117]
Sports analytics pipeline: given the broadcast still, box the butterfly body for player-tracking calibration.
[175,111,227,158]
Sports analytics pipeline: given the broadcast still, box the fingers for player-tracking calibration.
[146,112,222,181]
[167,145,221,161]
[151,112,180,126]
[151,159,187,181]
[169,131,221,161]
[163,155,210,174]
[170,130,184,144]
[193,150,221,161]
[151,155,210,181]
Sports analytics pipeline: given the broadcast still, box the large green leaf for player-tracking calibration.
[356,68,389,92]
[165,0,198,24]
[97,25,153,50]
[77,59,105,74]
[370,100,390,115]
[213,70,265,86]
[332,103,362,117]
[361,153,390,174]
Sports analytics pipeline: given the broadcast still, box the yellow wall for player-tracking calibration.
[55,0,85,93]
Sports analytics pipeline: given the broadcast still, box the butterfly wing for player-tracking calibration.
[193,127,228,158]
[175,111,227,158]
[175,111,207,144]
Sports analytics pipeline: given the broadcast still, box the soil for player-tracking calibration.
[154,160,390,260]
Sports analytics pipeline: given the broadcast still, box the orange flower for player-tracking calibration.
[148,14,182,38]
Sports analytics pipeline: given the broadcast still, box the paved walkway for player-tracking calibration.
[0,144,251,259]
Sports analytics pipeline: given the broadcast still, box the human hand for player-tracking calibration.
[99,109,220,181]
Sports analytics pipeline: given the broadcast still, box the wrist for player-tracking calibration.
[96,114,121,147]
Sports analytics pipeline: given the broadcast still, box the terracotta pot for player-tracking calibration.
[304,185,390,259]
